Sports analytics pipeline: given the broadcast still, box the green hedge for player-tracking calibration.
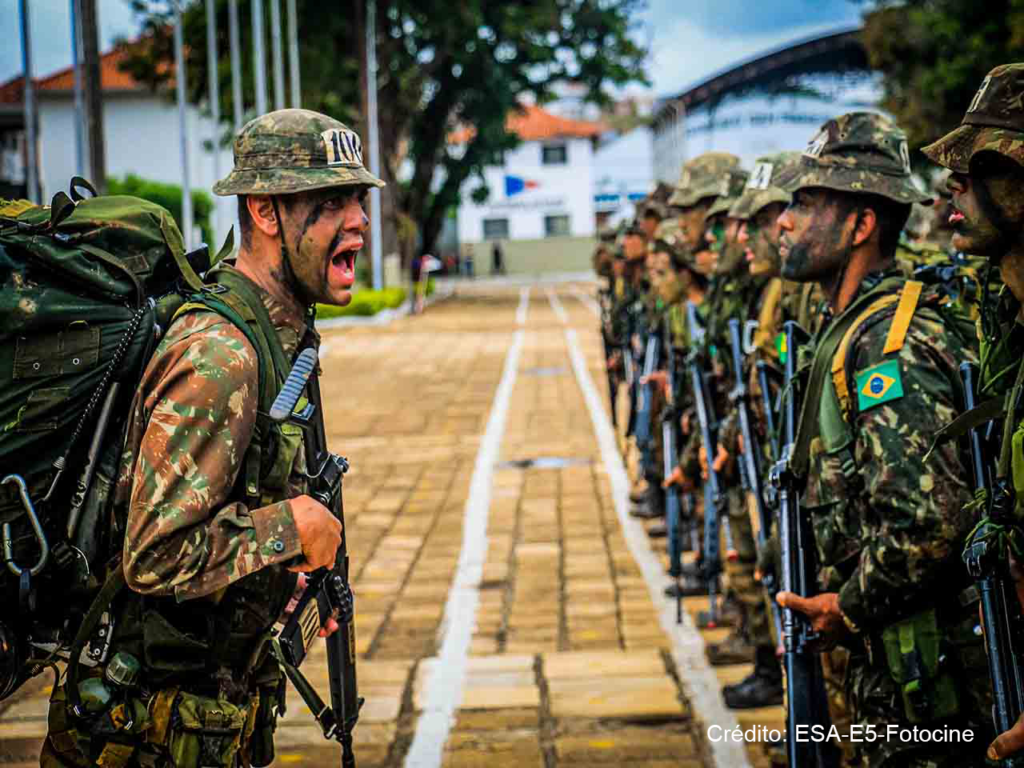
[107,174,214,246]
[316,287,407,319]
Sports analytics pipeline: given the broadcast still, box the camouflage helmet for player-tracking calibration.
[922,64,1024,174]
[783,112,930,205]
[213,109,385,196]
[704,167,752,220]
[729,151,802,220]
[650,219,700,272]
[668,152,743,207]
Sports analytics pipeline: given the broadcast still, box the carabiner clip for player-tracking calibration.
[2,474,50,576]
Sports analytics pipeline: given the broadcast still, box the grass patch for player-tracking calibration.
[316,287,407,319]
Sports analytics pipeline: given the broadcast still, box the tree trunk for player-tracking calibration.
[80,0,106,192]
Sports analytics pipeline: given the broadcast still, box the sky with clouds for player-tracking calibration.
[2,0,866,96]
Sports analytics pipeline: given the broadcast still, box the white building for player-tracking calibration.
[0,47,234,246]
[455,105,605,245]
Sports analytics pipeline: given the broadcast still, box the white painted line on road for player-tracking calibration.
[404,329,525,768]
[570,285,601,318]
[563,326,751,768]
[546,286,568,325]
[516,286,530,326]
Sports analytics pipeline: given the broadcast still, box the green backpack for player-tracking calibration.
[0,180,284,701]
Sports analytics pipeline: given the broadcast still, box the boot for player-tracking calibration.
[647,522,667,538]
[629,476,649,504]
[695,598,741,629]
[705,629,755,666]
[722,646,784,708]
[631,485,665,520]
[664,574,710,598]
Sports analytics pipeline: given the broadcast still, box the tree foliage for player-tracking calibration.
[861,0,1024,157]
[119,0,647,258]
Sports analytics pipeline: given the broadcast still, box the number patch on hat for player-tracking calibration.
[804,129,828,159]
[322,128,364,167]
[968,76,992,114]
[748,162,774,190]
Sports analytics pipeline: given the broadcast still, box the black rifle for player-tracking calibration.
[662,315,684,624]
[635,326,662,477]
[599,289,619,429]
[960,362,1024,767]
[769,321,839,768]
[686,301,725,624]
[728,319,784,644]
[270,347,363,768]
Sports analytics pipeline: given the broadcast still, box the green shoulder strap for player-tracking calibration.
[791,275,907,474]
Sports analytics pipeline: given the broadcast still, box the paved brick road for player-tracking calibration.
[0,281,783,768]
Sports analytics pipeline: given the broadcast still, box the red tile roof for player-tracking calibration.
[0,46,157,104]
[449,104,607,144]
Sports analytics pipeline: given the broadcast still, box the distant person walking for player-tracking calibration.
[492,241,506,275]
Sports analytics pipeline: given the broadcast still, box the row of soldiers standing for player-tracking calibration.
[593,63,1024,768]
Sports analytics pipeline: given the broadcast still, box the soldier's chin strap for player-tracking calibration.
[270,195,315,310]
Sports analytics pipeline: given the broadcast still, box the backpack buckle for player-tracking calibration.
[201,284,229,295]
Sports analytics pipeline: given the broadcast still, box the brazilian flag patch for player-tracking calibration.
[776,332,787,364]
[855,359,904,412]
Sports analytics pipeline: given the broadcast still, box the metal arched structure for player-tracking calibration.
[652,27,869,131]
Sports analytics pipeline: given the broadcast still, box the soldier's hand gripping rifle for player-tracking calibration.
[728,319,784,644]
[769,322,839,768]
[269,347,363,768]
[686,302,725,625]
[960,362,1024,767]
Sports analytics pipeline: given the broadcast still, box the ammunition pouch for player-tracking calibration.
[163,690,252,768]
[880,607,959,723]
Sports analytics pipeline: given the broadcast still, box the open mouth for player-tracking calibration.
[330,248,358,287]
[948,208,966,227]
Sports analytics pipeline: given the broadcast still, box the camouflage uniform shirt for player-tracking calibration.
[115,266,306,601]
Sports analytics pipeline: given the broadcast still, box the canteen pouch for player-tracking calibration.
[167,692,249,768]
[881,608,959,723]
[245,665,285,767]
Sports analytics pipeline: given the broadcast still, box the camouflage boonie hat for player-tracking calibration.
[668,152,743,207]
[922,64,1024,174]
[783,112,930,204]
[729,151,801,220]
[650,219,699,271]
[704,167,752,219]
[213,109,385,196]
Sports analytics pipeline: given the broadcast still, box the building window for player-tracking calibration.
[483,218,509,240]
[544,215,571,237]
[541,143,567,165]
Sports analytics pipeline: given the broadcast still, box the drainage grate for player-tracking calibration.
[522,366,568,377]
[495,456,593,470]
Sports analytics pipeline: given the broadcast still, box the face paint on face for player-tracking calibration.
[715,216,747,275]
[778,190,855,283]
[948,157,1024,260]
[283,187,369,307]
[747,203,786,277]
[677,199,713,251]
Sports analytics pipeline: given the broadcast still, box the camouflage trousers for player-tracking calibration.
[722,486,772,647]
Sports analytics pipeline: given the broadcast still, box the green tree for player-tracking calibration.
[860,0,1024,158]
[119,0,647,258]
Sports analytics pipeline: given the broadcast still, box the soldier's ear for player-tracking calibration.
[851,206,877,248]
[247,195,280,238]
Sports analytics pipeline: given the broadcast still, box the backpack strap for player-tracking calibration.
[830,280,923,423]
[753,278,783,352]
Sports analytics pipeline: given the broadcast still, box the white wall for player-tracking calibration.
[593,126,653,215]
[457,137,595,243]
[38,92,235,247]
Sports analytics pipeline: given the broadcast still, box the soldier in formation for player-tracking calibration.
[596,64,1024,766]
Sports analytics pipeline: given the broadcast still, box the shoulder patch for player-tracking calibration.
[855,359,904,412]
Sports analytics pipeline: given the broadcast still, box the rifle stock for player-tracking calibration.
[960,362,1024,767]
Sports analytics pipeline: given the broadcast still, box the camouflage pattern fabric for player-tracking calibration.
[213,109,385,196]
[114,274,306,600]
[800,269,991,766]
[922,63,1024,173]
[669,152,743,208]
[729,151,801,222]
[783,112,931,205]
[703,169,751,220]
